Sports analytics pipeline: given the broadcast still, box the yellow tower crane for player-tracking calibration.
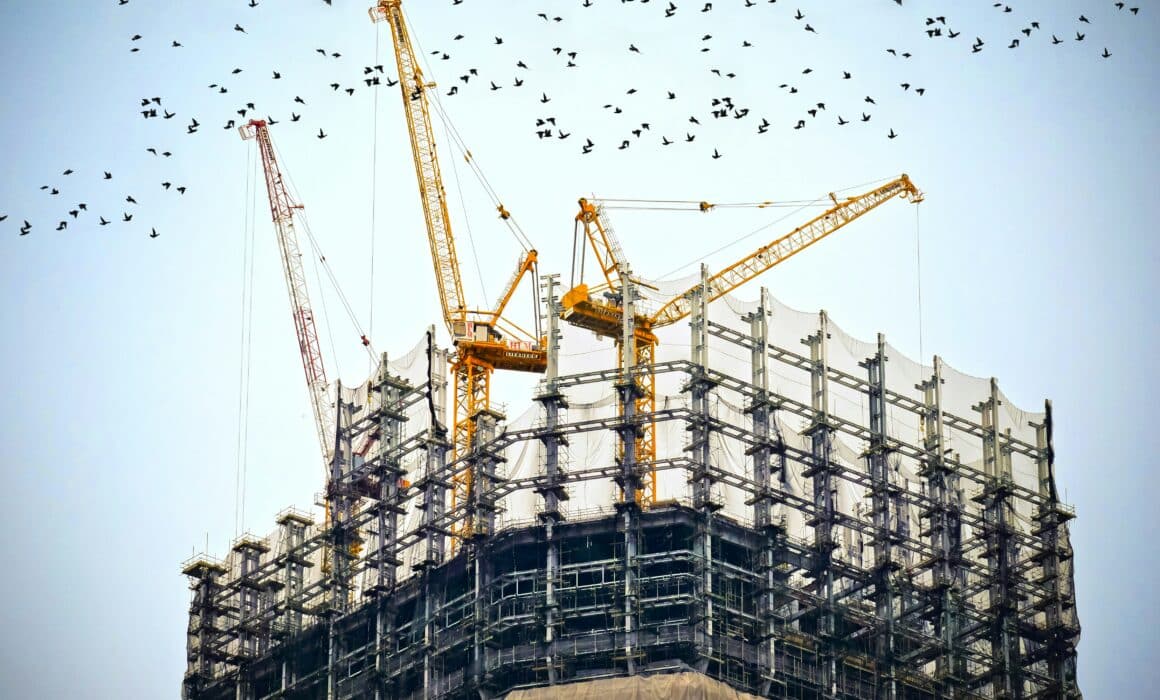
[369,0,547,539]
[562,175,924,505]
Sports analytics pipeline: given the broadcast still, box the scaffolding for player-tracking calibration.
[183,278,1080,699]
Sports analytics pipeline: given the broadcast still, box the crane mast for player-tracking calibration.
[371,0,546,540]
[562,174,924,505]
[239,119,335,468]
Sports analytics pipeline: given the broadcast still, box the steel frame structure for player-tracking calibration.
[184,279,1080,700]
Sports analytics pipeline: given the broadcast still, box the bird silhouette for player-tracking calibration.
[234,24,246,33]
[711,148,722,159]
[150,228,159,238]
[317,128,327,139]
[888,128,898,139]
[123,213,133,222]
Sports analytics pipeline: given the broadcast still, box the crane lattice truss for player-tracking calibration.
[371,0,546,541]
[182,285,1081,700]
[239,119,334,467]
[562,175,924,506]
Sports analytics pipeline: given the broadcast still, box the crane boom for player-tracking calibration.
[650,174,923,327]
[371,0,465,334]
[561,174,923,506]
[239,119,334,466]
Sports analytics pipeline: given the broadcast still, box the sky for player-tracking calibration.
[0,1,1157,697]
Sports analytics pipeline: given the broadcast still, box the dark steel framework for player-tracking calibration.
[183,278,1080,699]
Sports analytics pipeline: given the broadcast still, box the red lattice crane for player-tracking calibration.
[238,119,335,469]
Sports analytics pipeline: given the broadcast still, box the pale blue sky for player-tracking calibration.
[1,1,1156,697]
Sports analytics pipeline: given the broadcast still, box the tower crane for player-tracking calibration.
[369,0,547,539]
[239,119,335,470]
[562,175,924,505]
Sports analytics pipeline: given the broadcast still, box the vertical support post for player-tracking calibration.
[182,558,228,700]
[861,334,898,699]
[744,288,787,696]
[326,381,356,700]
[686,265,719,669]
[369,351,410,699]
[416,327,450,698]
[917,357,966,691]
[802,311,837,698]
[973,378,1022,699]
[536,274,568,686]
[1031,401,1081,697]
[470,410,502,695]
[614,264,642,675]
[274,509,312,692]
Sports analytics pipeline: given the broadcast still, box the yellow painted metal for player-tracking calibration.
[561,175,923,507]
[371,0,547,545]
[650,174,924,328]
[370,0,464,333]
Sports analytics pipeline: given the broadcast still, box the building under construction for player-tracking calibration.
[181,277,1081,699]
[183,4,1080,698]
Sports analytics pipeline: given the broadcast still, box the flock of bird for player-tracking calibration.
[1,0,1145,239]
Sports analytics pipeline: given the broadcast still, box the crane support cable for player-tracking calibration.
[444,116,491,310]
[426,93,535,253]
[403,15,535,254]
[656,198,826,281]
[271,138,377,364]
[653,175,909,282]
[650,175,923,327]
